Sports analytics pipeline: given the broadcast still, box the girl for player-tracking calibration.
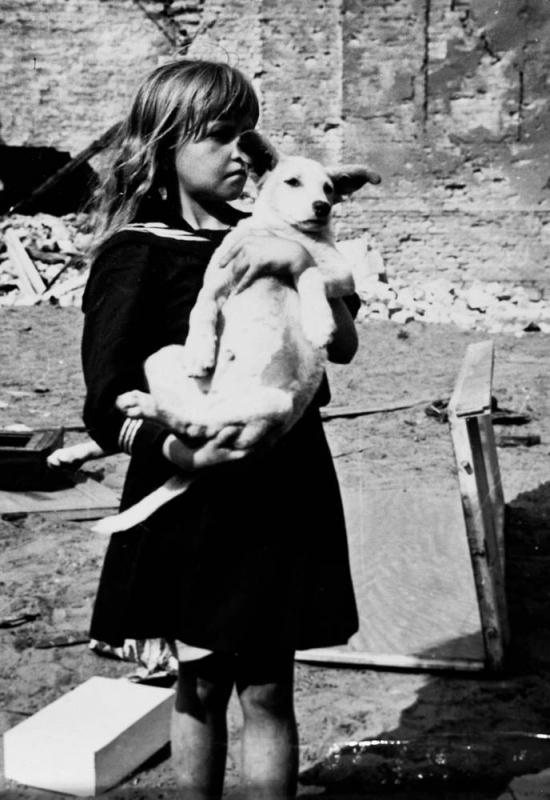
[82,59,359,800]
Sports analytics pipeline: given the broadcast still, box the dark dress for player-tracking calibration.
[83,211,359,654]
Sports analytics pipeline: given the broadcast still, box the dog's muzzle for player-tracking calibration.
[313,201,331,219]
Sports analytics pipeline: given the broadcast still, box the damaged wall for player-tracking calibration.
[1,0,549,286]
[0,0,171,153]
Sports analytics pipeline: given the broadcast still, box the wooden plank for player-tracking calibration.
[448,340,494,418]
[3,676,174,796]
[479,413,506,573]
[295,649,486,673]
[4,229,47,295]
[306,477,485,668]
[0,477,119,521]
[467,415,509,647]
[448,413,508,669]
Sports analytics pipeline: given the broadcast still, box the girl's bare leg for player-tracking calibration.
[236,652,298,800]
[171,654,235,799]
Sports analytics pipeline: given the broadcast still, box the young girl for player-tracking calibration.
[82,59,359,800]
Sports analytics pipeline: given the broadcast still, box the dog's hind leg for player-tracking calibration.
[295,267,336,349]
[117,389,159,419]
[194,387,294,443]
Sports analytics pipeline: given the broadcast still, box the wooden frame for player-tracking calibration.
[447,340,509,671]
[296,340,508,672]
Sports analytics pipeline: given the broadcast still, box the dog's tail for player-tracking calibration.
[92,474,191,535]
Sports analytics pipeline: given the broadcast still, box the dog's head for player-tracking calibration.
[238,130,381,234]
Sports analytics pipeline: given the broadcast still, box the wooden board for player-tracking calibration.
[297,478,485,670]
[0,476,119,521]
[297,340,507,672]
[3,676,174,796]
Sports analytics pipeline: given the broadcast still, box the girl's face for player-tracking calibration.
[175,117,252,204]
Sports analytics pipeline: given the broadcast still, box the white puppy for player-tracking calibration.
[69,133,380,534]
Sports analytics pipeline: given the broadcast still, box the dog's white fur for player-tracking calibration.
[84,133,380,534]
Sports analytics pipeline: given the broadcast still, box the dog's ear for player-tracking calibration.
[327,165,381,200]
[238,130,279,177]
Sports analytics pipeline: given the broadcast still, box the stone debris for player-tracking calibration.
[0,219,549,336]
[0,213,92,307]
[345,236,550,336]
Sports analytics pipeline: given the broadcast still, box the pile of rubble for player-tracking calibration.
[342,237,550,336]
[0,213,92,307]
[0,216,549,336]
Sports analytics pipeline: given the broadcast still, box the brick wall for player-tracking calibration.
[2,0,549,287]
[0,1,174,153]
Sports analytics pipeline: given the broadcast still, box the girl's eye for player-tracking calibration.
[285,178,301,187]
[207,125,236,144]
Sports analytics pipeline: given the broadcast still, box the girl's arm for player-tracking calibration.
[162,426,249,471]
[81,241,171,460]
[213,233,359,362]
[326,297,359,364]
[215,232,314,290]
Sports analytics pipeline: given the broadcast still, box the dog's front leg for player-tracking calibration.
[183,293,222,377]
[296,267,336,349]
[183,242,237,377]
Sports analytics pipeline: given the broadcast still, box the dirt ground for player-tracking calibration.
[1,305,550,799]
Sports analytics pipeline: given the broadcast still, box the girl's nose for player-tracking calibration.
[233,138,251,166]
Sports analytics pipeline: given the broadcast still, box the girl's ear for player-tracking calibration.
[327,165,381,200]
[238,130,279,177]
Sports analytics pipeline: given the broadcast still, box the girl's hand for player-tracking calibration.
[162,427,249,471]
[216,232,314,292]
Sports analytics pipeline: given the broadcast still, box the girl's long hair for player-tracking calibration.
[90,59,260,253]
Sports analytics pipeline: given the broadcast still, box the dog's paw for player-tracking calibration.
[116,390,158,419]
[47,442,99,470]
[301,310,335,349]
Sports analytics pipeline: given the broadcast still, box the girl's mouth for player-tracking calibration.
[226,170,247,179]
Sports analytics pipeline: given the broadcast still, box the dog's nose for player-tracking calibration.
[313,201,331,218]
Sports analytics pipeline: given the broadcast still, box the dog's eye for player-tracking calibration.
[324,182,334,195]
[284,178,301,187]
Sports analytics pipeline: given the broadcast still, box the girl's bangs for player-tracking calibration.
[188,67,259,139]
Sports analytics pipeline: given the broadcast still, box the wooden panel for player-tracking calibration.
[3,677,174,796]
[297,476,485,669]
[0,477,119,521]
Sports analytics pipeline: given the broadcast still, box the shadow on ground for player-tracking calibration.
[299,482,550,799]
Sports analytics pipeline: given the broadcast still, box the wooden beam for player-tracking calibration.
[4,229,47,295]
[295,649,486,673]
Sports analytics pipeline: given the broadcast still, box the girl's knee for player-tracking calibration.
[236,651,295,720]
[175,654,235,716]
[239,682,294,720]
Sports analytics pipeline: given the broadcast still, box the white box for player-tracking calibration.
[3,676,175,796]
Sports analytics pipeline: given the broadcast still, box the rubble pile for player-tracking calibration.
[0,218,549,336]
[345,238,550,336]
[0,213,92,307]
